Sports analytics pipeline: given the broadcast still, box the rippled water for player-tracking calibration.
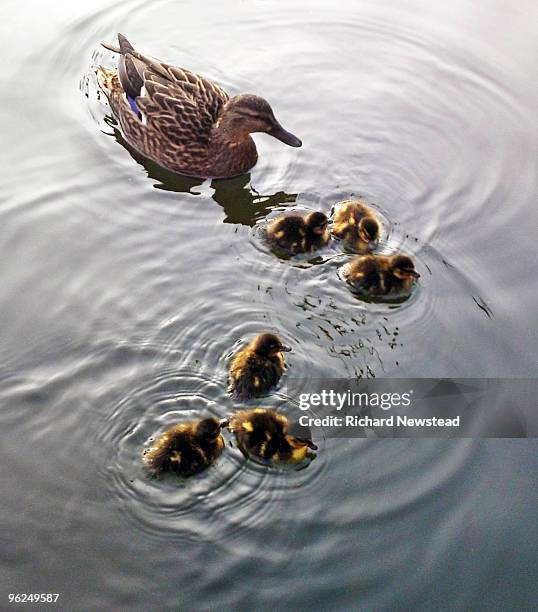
[1,0,537,609]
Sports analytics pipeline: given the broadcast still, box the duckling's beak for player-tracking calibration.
[219,418,229,428]
[279,345,292,352]
[409,270,420,279]
[269,120,302,147]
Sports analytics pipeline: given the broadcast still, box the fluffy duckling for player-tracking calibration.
[341,254,420,297]
[266,211,330,255]
[144,417,226,477]
[332,200,381,253]
[228,332,291,399]
[228,408,317,463]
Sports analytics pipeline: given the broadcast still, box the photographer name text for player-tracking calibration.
[299,415,460,428]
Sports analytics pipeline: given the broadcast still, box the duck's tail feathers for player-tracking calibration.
[101,42,121,53]
[118,33,136,53]
[101,33,135,55]
[101,33,171,83]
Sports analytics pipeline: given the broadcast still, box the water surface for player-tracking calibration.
[1,0,537,609]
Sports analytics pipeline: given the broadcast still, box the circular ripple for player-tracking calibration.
[96,367,328,544]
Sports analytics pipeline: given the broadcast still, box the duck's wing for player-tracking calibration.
[136,72,226,148]
[102,34,230,146]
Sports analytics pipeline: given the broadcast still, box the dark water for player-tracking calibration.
[1,0,538,610]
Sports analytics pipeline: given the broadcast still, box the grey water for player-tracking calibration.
[1,0,537,610]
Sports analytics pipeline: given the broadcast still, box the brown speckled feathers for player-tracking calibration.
[97,35,231,176]
[97,34,301,178]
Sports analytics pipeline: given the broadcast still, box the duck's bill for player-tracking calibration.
[302,439,318,451]
[279,345,292,352]
[270,123,302,147]
[408,270,421,279]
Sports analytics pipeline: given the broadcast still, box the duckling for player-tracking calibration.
[144,417,226,477]
[228,408,317,463]
[341,254,420,297]
[266,211,329,254]
[228,332,291,399]
[332,200,382,253]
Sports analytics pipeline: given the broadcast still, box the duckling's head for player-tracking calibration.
[359,218,380,251]
[286,420,318,451]
[305,211,329,235]
[221,94,302,147]
[251,332,292,357]
[194,417,224,443]
[391,255,420,280]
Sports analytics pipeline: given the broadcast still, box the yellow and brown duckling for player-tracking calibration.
[266,211,330,255]
[228,408,317,463]
[341,253,420,297]
[97,34,301,179]
[332,200,382,253]
[228,332,291,399]
[144,417,227,477]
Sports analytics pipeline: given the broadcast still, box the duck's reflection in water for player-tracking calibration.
[109,123,297,226]
[210,175,296,226]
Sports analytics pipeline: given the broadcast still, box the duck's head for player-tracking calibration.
[305,211,329,235]
[221,94,302,147]
[195,417,225,443]
[286,420,318,451]
[390,255,420,280]
[359,218,380,251]
[251,332,292,357]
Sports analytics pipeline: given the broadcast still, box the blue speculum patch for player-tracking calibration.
[127,95,140,116]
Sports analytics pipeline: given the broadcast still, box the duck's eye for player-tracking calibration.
[239,110,272,127]
[239,110,261,120]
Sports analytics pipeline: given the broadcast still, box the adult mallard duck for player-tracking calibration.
[332,200,382,253]
[266,211,330,255]
[143,417,227,477]
[340,254,420,297]
[228,408,317,464]
[97,34,302,179]
[228,332,291,399]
